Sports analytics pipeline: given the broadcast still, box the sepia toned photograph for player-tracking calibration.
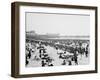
[25,12,90,67]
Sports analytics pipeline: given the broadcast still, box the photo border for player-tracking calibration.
[11,2,98,78]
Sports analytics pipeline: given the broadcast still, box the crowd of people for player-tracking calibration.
[25,39,89,67]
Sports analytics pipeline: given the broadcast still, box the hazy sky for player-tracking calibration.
[26,12,90,36]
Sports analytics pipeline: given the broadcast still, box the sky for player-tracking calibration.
[26,12,90,36]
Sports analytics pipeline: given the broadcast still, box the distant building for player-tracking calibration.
[26,30,37,36]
